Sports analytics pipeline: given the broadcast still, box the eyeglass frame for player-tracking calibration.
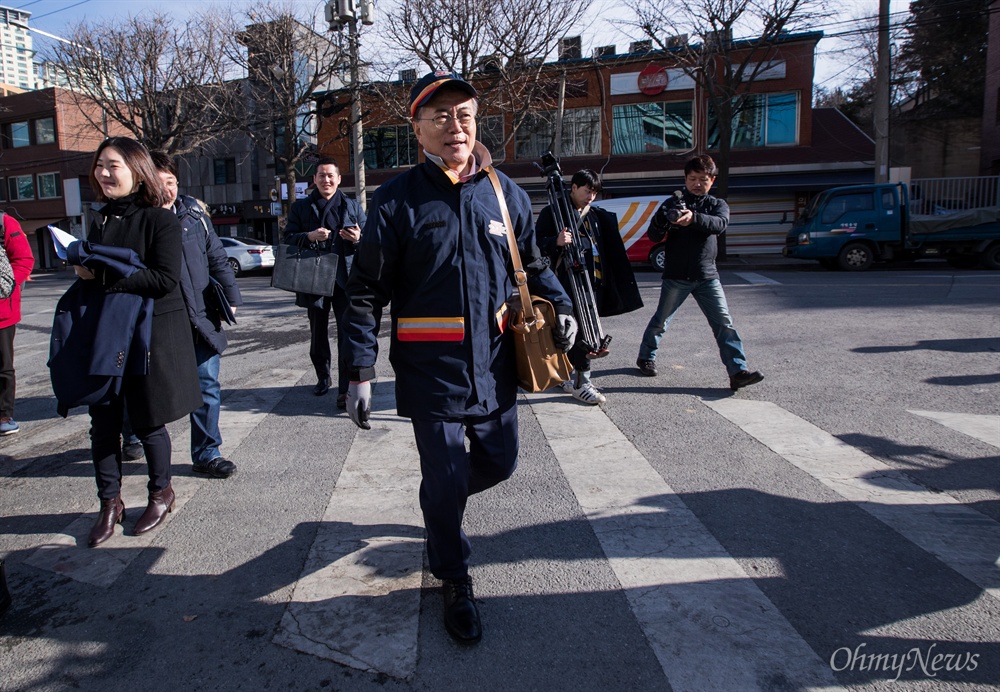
[414,112,477,130]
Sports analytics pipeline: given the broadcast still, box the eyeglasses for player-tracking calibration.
[417,113,475,130]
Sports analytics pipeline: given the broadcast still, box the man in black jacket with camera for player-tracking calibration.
[635,155,763,391]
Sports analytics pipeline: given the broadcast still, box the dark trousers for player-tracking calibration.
[411,402,519,580]
[89,396,172,500]
[567,337,592,375]
[0,325,15,418]
[307,288,350,396]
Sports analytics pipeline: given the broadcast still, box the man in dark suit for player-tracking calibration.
[284,158,366,408]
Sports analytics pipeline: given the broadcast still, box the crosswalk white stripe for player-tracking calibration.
[734,272,782,285]
[907,410,1000,449]
[273,378,425,679]
[528,391,841,691]
[23,367,305,587]
[704,398,1000,602]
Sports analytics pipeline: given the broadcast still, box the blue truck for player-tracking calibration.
[783,183,1000,270]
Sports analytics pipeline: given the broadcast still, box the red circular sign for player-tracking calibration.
[638,64,668,96]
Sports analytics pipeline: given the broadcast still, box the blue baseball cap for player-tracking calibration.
[409,70,478,119]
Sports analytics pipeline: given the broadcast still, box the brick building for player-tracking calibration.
[0,87,129,268]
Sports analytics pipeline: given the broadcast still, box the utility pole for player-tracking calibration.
[326,0,373,212]
[348,18,365,211]
[873,0,891,183]
[554,70,566,158]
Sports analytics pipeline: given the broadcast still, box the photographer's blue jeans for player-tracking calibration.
[190,339,223,465]
[638,278,749,376]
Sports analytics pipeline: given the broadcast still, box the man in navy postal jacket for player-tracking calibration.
[343,71,574,645]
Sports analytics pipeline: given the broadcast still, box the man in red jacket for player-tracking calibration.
[0,215,35,435]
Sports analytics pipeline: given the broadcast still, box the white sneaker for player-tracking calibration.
[559,380,575,394]
[571,382,606,405]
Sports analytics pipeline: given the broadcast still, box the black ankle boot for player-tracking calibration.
[88,496,125,547]
[134,484,175,535]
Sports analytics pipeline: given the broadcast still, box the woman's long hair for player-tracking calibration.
[89,137,170,208]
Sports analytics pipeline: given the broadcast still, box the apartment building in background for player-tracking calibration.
[0,5,34,92]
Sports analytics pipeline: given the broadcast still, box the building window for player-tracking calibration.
[514,107,601,160]
[0,178,5,202]
[37,172,61,199]
[478,115,504,161]
[213,158,236,185]
[708,92,799,148]
[612,101,693,154]
[362,124,418,169]
[4,121,29,148]
[8,174,33,200]
[35,117,55,145]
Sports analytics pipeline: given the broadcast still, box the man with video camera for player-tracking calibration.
[635,155,763,391]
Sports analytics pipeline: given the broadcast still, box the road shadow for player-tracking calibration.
[2,481,997,688]
[852,337,1000,354]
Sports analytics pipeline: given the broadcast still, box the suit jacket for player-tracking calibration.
[48,242,153,417]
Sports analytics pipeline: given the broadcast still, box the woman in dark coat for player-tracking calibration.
[77,137,202,547]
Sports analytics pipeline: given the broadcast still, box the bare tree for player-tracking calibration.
[45,12,233,155]
[218,3,348,211]
[625,0,829,197]
[378,0,591,152]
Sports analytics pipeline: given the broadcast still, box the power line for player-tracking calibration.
[29,0,93,22]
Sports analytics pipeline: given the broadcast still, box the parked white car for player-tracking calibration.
[219,237,275,276]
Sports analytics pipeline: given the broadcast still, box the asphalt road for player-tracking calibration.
[1,259,998,691]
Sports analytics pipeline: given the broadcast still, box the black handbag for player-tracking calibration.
[271,244,339,297]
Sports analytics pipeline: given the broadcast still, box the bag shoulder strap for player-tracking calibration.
[486,168,532,315]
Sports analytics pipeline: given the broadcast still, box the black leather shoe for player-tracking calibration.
[313,378,331,396]
[636,358,658,377]
[336,393,347,410]
[192,458,237,478]
[730,370,764,390]
[442,578,482,644]
[122,442,144,460]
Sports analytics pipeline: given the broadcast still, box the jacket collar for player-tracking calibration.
[423,142,493,184]
[97,194,143,219]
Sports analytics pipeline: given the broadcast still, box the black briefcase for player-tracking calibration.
[270,244,339,297]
